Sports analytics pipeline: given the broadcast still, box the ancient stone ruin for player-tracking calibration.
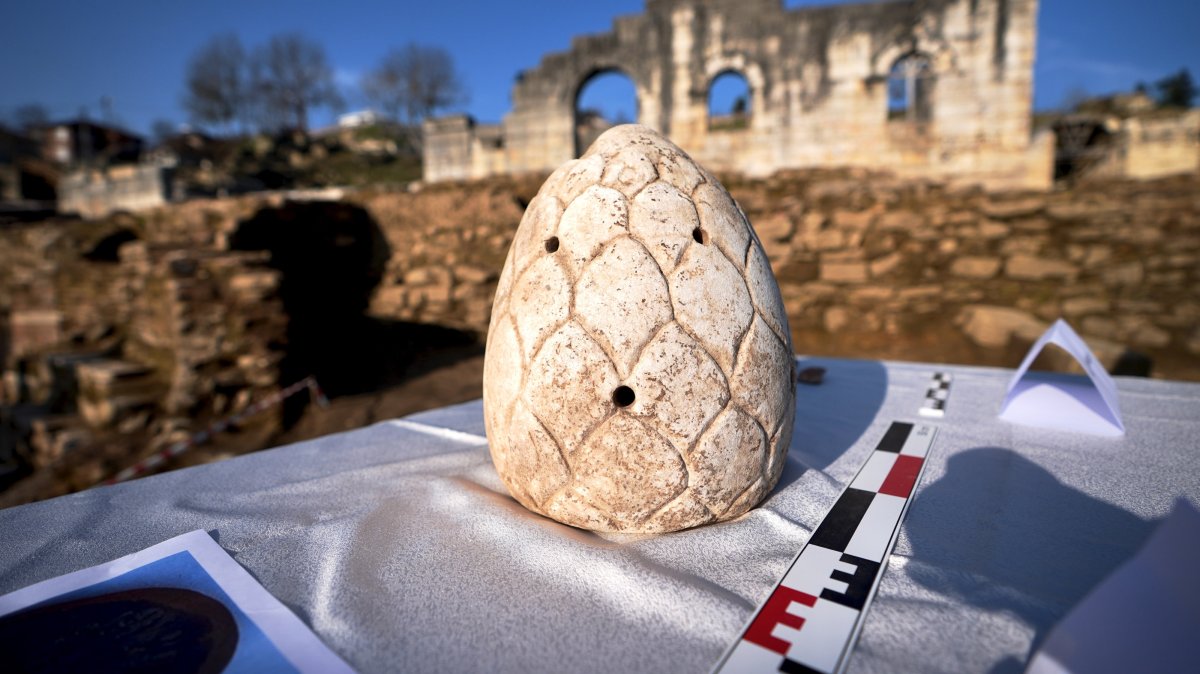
[3,168,1199,504]
[425,0,1051,189]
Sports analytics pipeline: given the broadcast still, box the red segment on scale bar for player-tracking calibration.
[878,454,924,498]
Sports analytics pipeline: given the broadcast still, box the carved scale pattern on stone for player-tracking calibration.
[484,125,796,533]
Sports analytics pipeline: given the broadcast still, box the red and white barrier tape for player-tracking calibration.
[103,376,328,486]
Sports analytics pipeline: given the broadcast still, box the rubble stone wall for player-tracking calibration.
[0,215,286,479]
[2,170,1198,437]
[1,170,1198,503]
[58,164,173,219]
[360,173,1200,380]
[355,179,538,332]
[726,171,1200,378]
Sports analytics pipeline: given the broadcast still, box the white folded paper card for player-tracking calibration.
[1025,499,1200,674]
[999,319,1124,436]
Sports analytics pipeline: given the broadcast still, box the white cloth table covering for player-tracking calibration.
[2,357,1198,673]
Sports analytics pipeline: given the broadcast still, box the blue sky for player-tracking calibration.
[0,1,1196,136]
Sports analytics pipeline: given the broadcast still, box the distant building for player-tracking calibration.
[58,164,174,219]
[0,126,57,204]
[1074,92,1158,118]
[1051,91,1200,182]
[337,110,382,129]
[29,120,144,166]
[14,121,164,217]
[0,127,36,201]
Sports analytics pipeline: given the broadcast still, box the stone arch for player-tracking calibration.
[425,0,1042,187]
[708,69,753,131]
[228,201,390,412]
[83,227,139,263]
[871,32,955,84]
[704,56,767,129]
[571,66,644,156]
[886,51,935,124]
[873,39,913,82]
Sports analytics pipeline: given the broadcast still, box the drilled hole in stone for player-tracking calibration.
[544,236,560,253]
[692,227,707,244]
[612,385,636,408]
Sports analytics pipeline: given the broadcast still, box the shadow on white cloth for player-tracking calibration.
[905,447,1153,674]
[776,358,889,492]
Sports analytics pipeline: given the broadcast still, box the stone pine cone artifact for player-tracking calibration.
[483,124,796,534]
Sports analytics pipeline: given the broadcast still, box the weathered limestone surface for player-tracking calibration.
[1075,109,1200,182]
[951,256,1002,279]
[427,0,1050,190]
[59,165,172,219]
[483,126,795,533]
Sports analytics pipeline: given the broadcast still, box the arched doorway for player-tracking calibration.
[228,201,479,429]
[83,228,139,262]
[708,70,752,131]
[887,53,934,123]
[574,69,638,156]
[229,202,390,422]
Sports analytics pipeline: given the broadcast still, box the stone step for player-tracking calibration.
[6,309,63,359]
[78,393,158,429]
[75,359,161,402]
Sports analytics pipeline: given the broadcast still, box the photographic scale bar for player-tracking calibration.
[919,372,952,418]
[712,421,938,674]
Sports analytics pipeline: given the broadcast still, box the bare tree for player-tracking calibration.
[251,33,342,132]
[182,34,249,134]
[361,44,466,126]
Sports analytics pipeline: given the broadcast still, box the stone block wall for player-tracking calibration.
[1123,110,1200,180]
[352,171,1200,380]
[3,168,1199,484]
[423,116,476,183]
[724,170,1200,377]
[0,216,287,479]
[423,117,509,185]
[357,178,539,332]
[120,243,286,415]
[2,170,1199,505]
[58,164,173,219]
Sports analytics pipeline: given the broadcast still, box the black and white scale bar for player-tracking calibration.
[712,421,937,674]
[919,372,952,418]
